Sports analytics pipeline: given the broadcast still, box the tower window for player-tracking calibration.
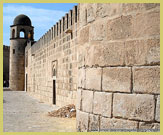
[13,49,15,54]
[28,31,33,40]
[20,31,25,38]
[12,29,15,38]
[19,29,25,38]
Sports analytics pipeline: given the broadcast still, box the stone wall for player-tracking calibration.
[25,6,79,106]
[25,3,160,131]
[76,3,160,131]
[3,45,10,82]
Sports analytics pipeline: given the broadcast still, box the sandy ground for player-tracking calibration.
[3,89,76,132]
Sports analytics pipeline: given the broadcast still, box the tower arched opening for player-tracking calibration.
[12,29,15,38]
[19,29,25,38]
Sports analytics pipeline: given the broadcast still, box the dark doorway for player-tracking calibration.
[53,80,56,104]
[26,74,28,91]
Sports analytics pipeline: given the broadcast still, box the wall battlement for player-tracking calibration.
[31,5,79,54]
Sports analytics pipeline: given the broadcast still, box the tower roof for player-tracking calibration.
[13,14,32,26]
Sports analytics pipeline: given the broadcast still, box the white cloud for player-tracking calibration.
[3,4,67,45]
[4,5,66,29]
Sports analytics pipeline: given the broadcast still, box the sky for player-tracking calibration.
[3,3,77,46]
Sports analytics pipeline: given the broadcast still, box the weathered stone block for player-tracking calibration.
[146,38,160,65]
[93,92,112,117]
[87,4,96,23]
[122,3,144,13]
[86,68,101,90]
[79,4,87,26]
[132,11,160,38]
[76,110,89,132]
[125,39,160,66]
[76,89,82,110]
[100,117,138,131]
[88,114,99,132]
[155,95,160,122]
[85,42,125,67]
[89,19,107,41]
[82,90,93,113]
[96,3,122,18]
[103,67,131,92]
[78,68,85,88]
[139,122,160,130]
[125,39,160,65]
[79,26,89,44]
[125,40,146,66]
[133,66,160,94]
[113,93,155,121]
[107,15,132,40]
[143,3,160,10]
[78,45,86,68]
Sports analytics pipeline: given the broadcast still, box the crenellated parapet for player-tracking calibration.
[31,5,79,54]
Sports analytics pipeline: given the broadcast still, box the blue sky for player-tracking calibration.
[3,3,77,46]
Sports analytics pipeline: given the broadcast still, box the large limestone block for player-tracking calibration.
[113,93,155,121]
[79,4,88,26]
[143,3,160,10]
[122,3,144,13]
[86,68,102,90]
[100,117,138,131]
[78,68,85,88]
[88,114,99,132]
[107,10,159,40]
[87,4,96,23]
[78,45,87,68]
[125,40,147,66]
[155,95,160,122]
[89,18,107,41]
[146,38,160,65]
[93,92,112,117]
[107,15,132,40]
[79,26,89,44]
[102,67,131,92]
[81,90,93,113]
[76,110,89,132]
[132,11,160,38]
[85,42,125,67]
[133,66,160,94]
[139,122,160,130]
[76,89,82,110]
[125,39,160,66]
[96,3,122,18]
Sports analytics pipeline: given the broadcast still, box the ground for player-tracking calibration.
[3,89,76,132]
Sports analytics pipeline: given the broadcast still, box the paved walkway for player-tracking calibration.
[3,89,76,132]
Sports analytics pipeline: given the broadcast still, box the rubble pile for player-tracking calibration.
[48,104,76,118]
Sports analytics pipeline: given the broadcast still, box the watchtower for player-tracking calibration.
[9,14,34,91]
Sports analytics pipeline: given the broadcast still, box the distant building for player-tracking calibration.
[3,45,10,87]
